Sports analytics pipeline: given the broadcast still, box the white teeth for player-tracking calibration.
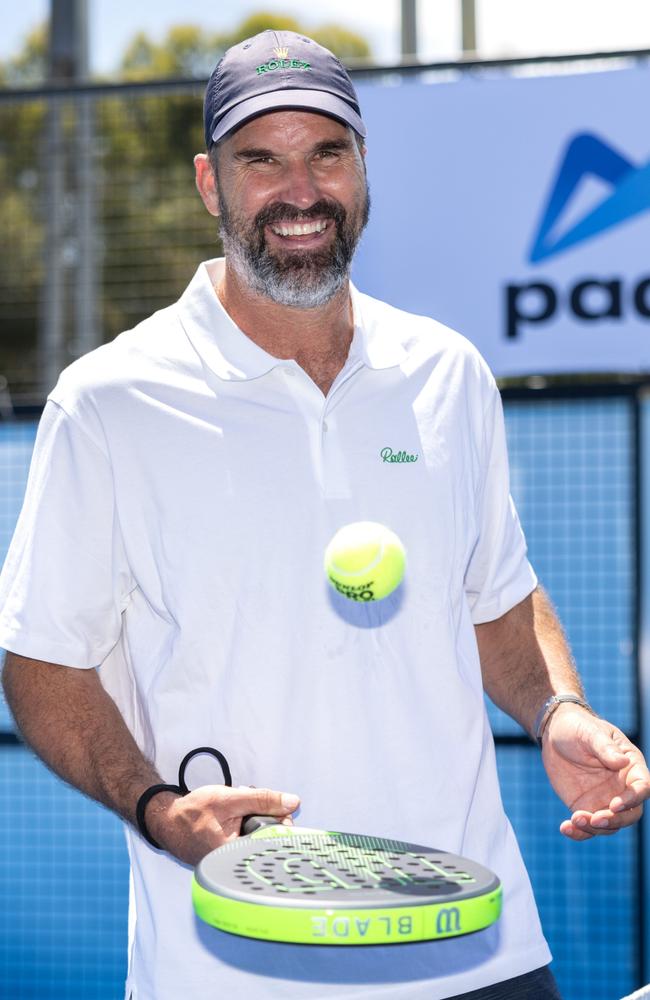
[271,220,327,237]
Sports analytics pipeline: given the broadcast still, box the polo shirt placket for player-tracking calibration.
[279,356,366,499]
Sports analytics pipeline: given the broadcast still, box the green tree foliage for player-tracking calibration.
[120,25,230,80]
[0,13,371,401]
[2,23,48,87]
[117,14,371,82]
[230,13,303,41]
[311,25,371,60]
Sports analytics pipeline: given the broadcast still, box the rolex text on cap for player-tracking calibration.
[204,29,366,148]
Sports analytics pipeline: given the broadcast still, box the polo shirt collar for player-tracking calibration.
[177,259,279,381]
[348,282,407,371]
[177,258,406,381]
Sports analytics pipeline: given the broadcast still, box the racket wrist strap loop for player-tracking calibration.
[534,693,594,746]
[136,783,182,849]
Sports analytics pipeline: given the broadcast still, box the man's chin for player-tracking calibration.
[223,234,350,305]
[262,245,334,270]
[255,262,348,309]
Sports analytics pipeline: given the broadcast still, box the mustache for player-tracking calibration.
[254,199,346,231]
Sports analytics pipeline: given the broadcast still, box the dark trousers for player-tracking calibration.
[449,966,562,999]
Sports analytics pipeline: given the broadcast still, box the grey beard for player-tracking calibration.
[220,230,350,309]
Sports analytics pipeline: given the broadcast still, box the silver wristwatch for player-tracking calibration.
[534,693,594,746]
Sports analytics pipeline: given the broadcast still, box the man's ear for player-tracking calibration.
[194,153,220,217]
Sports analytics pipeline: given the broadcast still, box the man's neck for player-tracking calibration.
[215,262,355,386]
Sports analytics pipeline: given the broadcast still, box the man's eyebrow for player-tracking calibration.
[312,137,354,153]
[234,147,274,160]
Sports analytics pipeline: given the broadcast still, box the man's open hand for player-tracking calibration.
[541,704,650,840]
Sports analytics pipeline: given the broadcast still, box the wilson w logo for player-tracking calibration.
[436,907,461,935]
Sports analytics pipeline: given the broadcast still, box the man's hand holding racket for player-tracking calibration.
[144,784,301,867]
[541,703,650,841]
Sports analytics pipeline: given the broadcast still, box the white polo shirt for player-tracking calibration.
[0,259,550,999]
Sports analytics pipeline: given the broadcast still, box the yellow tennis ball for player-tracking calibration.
[324,522,406,602]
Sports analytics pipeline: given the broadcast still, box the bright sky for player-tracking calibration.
[3,0,650,71]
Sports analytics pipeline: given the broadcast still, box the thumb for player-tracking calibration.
[228,785,300,818]
[589,729,629,770]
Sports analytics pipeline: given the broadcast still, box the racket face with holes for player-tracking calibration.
[192,825,502,945]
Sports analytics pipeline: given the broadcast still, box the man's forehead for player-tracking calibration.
[226,110,352,150]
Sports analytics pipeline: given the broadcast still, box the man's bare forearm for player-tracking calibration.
[2,652,162,826]
[475,586,585,739]
[2,651,301,865]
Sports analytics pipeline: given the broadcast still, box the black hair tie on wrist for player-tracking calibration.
[135,747,233,850]
[135,783,182,849]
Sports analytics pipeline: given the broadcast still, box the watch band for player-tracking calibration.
[534,693,594,746]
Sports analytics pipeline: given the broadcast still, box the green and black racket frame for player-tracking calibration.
[182,748,502,946]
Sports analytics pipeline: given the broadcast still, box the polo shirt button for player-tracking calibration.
[285,368,297,377]
[322,421,329,432]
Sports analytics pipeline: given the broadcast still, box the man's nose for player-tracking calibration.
[277,161,321,209]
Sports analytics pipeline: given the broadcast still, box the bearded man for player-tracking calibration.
[1,29,648,1000]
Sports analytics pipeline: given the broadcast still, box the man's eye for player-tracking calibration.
[316,149,338,160]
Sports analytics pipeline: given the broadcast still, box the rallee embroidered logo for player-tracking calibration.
[380,447,419,464]
[256,48,311,75]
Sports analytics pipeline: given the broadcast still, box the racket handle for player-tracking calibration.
[240,815,278,836]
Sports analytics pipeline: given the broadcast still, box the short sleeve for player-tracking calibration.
[464,381,537,624]
[0,401,135,667]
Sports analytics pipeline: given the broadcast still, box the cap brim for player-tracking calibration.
[211,89,366,144]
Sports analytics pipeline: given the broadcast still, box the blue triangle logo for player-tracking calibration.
[529,132,650,263]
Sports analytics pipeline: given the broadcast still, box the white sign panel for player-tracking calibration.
[353,65,650,376]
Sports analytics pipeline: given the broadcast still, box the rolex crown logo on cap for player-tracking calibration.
[204,29,367,148]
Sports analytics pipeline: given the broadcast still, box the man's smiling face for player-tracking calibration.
[211,111,370,308]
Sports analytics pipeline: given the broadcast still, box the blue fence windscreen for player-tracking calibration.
[489,396,637,738]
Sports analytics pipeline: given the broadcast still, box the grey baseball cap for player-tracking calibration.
[204,30,366,148]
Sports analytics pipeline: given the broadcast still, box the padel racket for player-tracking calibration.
[185,748,502,946]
